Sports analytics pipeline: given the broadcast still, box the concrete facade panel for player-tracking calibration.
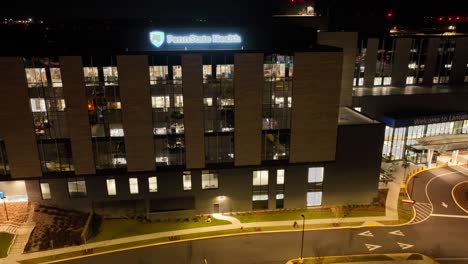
[451,38,468,84]
[422,38,441,85]
[60,56,96,175]
[391,38,412,87]
[117,55,155,172]
[290,52,342,163]
[234,53,263,166]
[0,57,42,178]
[318,32,358,106]
[182,54,205,169]
[364,38,379,88]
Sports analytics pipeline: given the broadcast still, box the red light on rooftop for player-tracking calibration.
[438,17,443,21]
[456,16,460,20]
[387,12,393,18]
[448,17,452,21]
[290,0,295,3]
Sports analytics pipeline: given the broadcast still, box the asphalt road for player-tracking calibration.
[60,165,468,264]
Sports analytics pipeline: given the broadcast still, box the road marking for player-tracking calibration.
[358,230,374,237]
[365,244,382,251]
[451,180,468,214]
[397,242,414,250]
[442,202,448,208]
[431,213,468,219]
[389,230,405,236]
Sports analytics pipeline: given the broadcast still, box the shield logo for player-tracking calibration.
[150,31,165,48]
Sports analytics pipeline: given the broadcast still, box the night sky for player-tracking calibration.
[2,0,468,21]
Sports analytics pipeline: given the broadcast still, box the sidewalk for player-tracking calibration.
[4,165,409,263]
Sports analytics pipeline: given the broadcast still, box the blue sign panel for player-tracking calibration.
[149,30,242,50]
[0,192,4,199]
[381,112,468,128]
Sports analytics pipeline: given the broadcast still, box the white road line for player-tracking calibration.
[397,242,414,249]
[365,244,382,251]
[451,180,468,214]
[442,202,448,208]
[389,230,405,236]
[358,230,374,237]
[430,213,468,219]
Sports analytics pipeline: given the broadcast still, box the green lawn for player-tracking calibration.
[232,207,384,223]
[88,218,231,243]
[0,233,14,258]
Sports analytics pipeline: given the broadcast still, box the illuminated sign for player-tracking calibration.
[149,31,242,48]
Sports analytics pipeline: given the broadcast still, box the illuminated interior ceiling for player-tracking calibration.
[415,134,468,152]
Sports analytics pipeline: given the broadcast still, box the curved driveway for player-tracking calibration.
[61,165,468,264]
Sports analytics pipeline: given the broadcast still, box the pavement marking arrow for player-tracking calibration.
[365,244,382,251]
[442,202,448,208]
[389,230,405,236]
[397,242,414,250]
[358,230,374,237]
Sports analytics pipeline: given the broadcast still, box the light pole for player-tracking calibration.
[300,214,305,262]
[1,197,8,221]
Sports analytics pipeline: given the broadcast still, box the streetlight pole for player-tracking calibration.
[2,197,8,221]
[300,214,305,262]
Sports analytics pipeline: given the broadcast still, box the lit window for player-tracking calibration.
[25,68,47,87]
[204,98,213,106]
[106,178,117,196]
[308,167,324,183]
[220,98,234,106]
[40,183,51,200]
[253,170,268,186]
[276,169,284,185]
[152,96,170,110]
[155,156,169,164]
[183,171,192,190]
[67,178,87,198]
[129,177,139,194]
[112,157,127,165]
[148,176,158,192]
[83,67,99,85]
[216,64,234,79]
[149,66,168,84]
[307,191,322,206]
[154,127,167,135]
[203,65,212,80]
[110,124,124,137]
[174,94,184,107]
[263,64,285,80]
[103,66,118,85]
[173,65,183,81]
[354,107,361,112]
[30,98,46,112]
[252,194,268,201]
[383,77,392,86]
[56,99,66,111]
[275,97,285,108]
[107,102,121,110]
[202,171,218,189]
[50,68,62,87]
[276,193,284,200]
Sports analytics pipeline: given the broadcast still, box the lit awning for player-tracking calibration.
[415,134,468,152]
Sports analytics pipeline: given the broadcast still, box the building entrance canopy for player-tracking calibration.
[414,134,468,152]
